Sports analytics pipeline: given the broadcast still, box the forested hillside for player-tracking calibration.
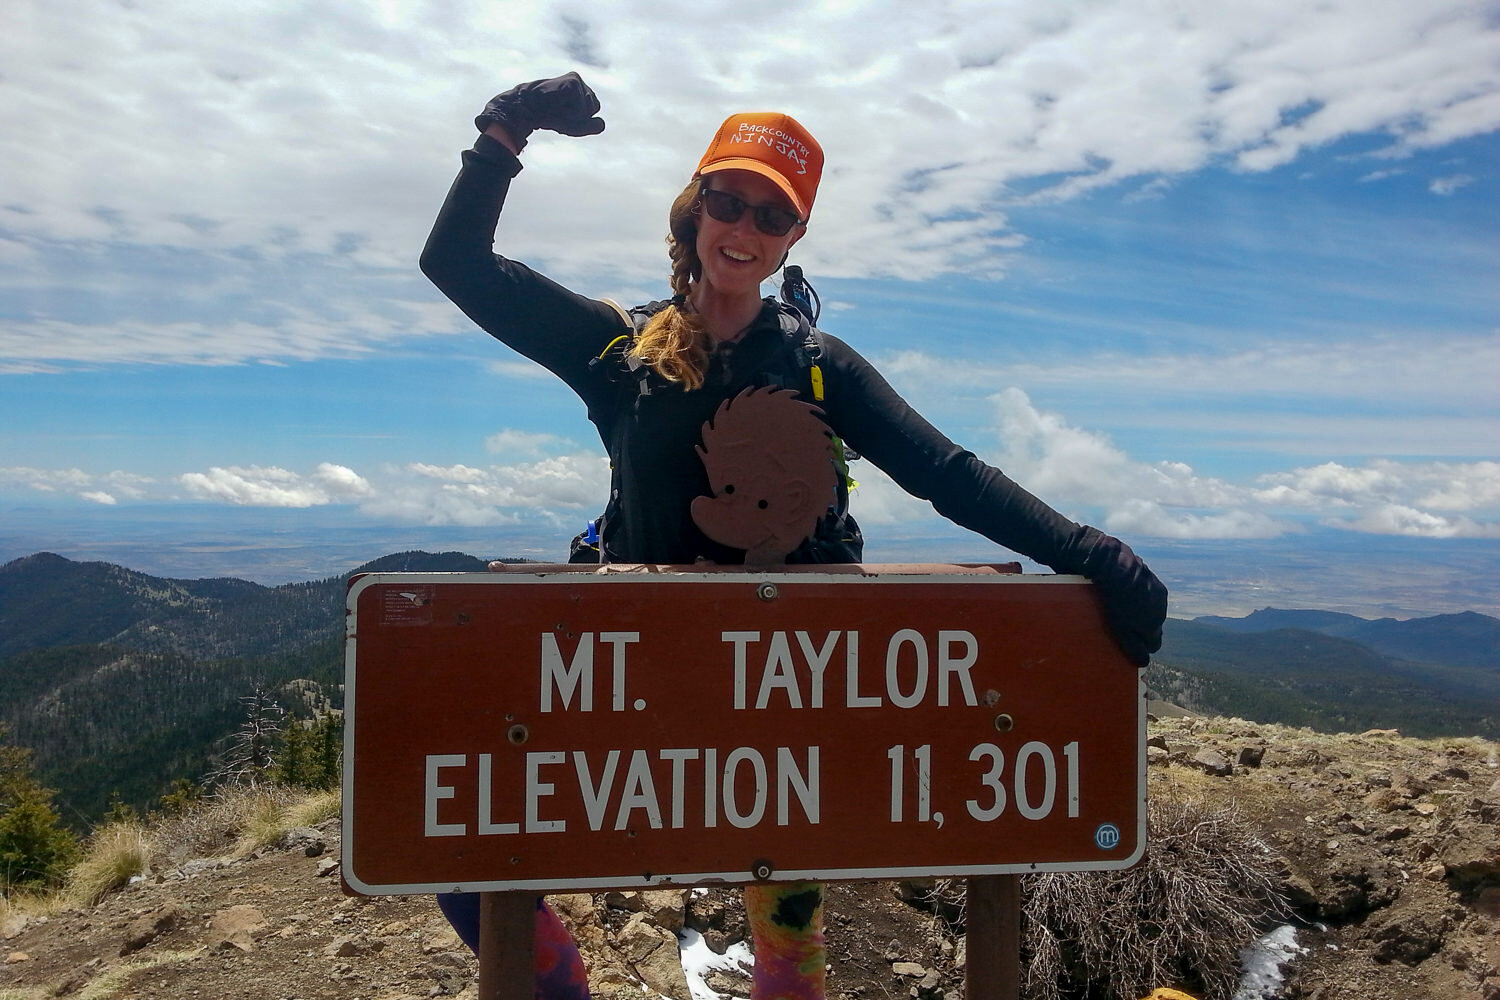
[2,551,1496,826]
[1147,615,1500,738]
[0,551,485,823]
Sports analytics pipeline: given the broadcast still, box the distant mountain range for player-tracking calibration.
[2,552,1496,825]
[0,550,489,822]
[1146,608,1498,739]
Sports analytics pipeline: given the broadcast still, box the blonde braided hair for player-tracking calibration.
[629,180,714,389]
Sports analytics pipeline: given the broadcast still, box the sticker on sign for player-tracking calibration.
[343,570,1145,894]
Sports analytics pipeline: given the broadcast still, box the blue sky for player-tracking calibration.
[1,0,1496,617]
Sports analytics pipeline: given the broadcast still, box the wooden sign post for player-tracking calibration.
[343,564,1145,997]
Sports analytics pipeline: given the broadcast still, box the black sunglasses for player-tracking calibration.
[699,187,804,238]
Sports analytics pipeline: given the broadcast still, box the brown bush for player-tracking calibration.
[1021,796,1287,1000]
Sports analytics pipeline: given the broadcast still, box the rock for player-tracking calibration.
[0,910,27,940]
[324,933,386,958]
[1475,886,1500,919]
[1361,728,1401,738]
[1147,746,1170,766]
[615,913,690,997]
[119,903,181,956]
[316,857,340,877]
[1146,734,1169,751]
[603,890,646,912]
[686,888,746,945]
[640,888,688,932]
[615,912,665,965]
[1370,910,1449,965]
[1189,748,1233,777]
[893,961,927,977]
[1318,863,1397,920]
[1393,774,1430,799]
[277,826,326,856]
[706,967,753,997]
[702,927,731,954]
[4,951,29,964]
[1238,744,1266,767]
[425,951,471,995]
[208,904,267,952]
[421,925,464,954]
[548,893,597,927]
[1412,802,1438,817]
[179,858,226,878]
[1364,788,1404,813]
[1381,825,1411,841]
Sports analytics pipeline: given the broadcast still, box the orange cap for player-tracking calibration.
[696,112,823,220]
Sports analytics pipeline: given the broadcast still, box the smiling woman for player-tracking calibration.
[418,70,1166,999]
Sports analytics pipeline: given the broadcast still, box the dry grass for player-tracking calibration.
[151,784,302,866]
[73,948,201,1000]
[0,885,68,920]
[1022,795,1287,1000]
[64,822,154,907]
[285,787,341,828]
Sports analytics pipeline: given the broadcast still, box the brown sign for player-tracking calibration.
[342,570,1144,895]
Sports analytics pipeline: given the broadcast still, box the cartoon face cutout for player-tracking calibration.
[690,386,838,565]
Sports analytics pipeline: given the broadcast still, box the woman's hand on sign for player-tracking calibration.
[1065,527,1168,669]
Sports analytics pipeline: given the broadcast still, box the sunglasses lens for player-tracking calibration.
[755,208,796,237]
[702,188,800,237]
[702,189,744,224]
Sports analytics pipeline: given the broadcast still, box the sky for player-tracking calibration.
[1,0,1497,617]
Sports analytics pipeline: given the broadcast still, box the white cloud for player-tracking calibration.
[487,361,556,381]
[1103,500,1284,540]
[1328,505,1500,539]
[1429,173,1474,195]
[879,332,1500,413]
[2,0,1495,314]
[3,393,1493,540]
[486,429,570,456]
[1256,460,1500,520]
[312,463,373,499]
[179,465,334,507]
[0,466,94,493]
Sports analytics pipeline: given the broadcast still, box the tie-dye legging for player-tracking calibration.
[436,882,826,1000]
[436,893,591,1000]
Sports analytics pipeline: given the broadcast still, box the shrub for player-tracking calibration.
[66,822,154,906]
[151,784,300,867]
[1022,795,1287,1000]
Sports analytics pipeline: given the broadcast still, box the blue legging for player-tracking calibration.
[436,894,590,999]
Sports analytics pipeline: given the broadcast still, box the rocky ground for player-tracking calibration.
[2,716,1497,1000]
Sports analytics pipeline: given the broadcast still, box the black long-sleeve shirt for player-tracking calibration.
[420,135,1095,569]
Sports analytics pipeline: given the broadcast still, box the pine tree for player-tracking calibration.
[158,777,203,816]
[311,713,343,790]
[0,726,80,892]
[271,718,312,788]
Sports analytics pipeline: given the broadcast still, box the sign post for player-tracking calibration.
[344,564,1145,995]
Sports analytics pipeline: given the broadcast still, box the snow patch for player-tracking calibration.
[1234,924,1306,1000]
[679,927,754,1000]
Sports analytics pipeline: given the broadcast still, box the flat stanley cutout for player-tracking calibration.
[691,386,839,566]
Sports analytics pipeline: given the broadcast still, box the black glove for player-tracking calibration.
[474,71,605,150]
[1057,526,1168,669]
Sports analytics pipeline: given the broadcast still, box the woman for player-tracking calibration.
[421,72,1167,999]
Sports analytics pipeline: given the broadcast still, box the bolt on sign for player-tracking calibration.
[342,570,1145,895]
